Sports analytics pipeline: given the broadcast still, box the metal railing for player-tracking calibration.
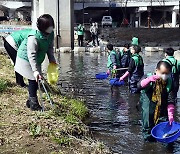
[1,0,31,2]
[75,0,179,2]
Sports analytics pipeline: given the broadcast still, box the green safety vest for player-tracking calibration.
[132,37,139,45]
[163,56,180,74]
[17,30,54,65]
[131,53,143,66]
[77,25,84,35]
[107,50,120,68]
[11,29,32,48]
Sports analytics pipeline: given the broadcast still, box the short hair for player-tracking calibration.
[156,61,172,71]
[124,43,130,49]
[164,48,174,56]
[107,44,113,51]
[132,45,141,53]
[37,14,55,33]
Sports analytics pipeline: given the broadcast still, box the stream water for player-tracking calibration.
[58,51,180,154]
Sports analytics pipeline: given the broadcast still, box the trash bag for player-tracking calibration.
[47,63,59,85]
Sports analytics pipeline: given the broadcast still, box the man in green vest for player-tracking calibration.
[138,61,175,141]
[77,23,84,47]
[163,48,180,101]
[118,43,131,75]
[3,28,32,87]
[107,44,121,78]
[119,45,144,93]
[15,14,56,111]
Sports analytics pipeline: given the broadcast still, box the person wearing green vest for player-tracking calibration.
[107,44,121,78]
[137,61,175,141]
[119,45,144,93]
[15,14,56,111]
[3,28,32,87]
[131,36,139,46]
[118,43,131,75]
[77,23,84,47]
[163,48,180,101]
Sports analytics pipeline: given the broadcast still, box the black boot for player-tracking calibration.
[26,99,30,108]
[27,97,42,111]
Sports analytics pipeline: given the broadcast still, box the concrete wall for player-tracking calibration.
[59,0,74,49]
[31,0,74,49]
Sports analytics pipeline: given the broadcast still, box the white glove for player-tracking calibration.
[33,71,41,82]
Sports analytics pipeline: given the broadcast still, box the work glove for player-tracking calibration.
[106,69,110,75]
[33,71,42,82]
[113,65,117,70]
[167,104,175,125]
[140,75,160,88]
[119,71,129,81]
[148,75,160,82]
[50,61,57,65]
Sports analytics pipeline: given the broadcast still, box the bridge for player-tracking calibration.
[0,0,179,49]
[74,0,179,9]
[74,0,179,28]
[0,0,31,20]
[0,0,31,9]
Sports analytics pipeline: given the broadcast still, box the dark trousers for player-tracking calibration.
[3,38,25,87]
[78,35,84,47]
[92,34,99,46]
[28,80,38,97]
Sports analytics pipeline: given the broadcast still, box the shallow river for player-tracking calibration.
[58,51,180,154]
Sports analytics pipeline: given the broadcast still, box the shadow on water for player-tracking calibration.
[58,51,180,154]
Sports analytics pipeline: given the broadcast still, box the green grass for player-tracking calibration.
[51,134,71,146]
[0,78,8,93]
[65,114,78,124]
[28,122,41,138]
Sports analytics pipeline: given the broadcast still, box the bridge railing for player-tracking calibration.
[75,0,179,2]
[1,0,31,2]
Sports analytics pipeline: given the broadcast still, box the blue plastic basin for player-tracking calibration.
[95,72,109,80]
[151,121,180,143]
[109,78,125,86]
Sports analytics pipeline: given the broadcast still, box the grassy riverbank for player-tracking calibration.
[0,53,110,154]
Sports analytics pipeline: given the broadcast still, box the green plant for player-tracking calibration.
[28,122,41,138]
[0,79,8,93]
[65,114,78,124]
[70,99,88,119]
[51,132,71,146]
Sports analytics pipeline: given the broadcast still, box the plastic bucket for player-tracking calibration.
[151,121,180,143]
[109,78,125,86]
[95,72,109,80]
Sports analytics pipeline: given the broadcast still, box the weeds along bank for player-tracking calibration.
[0,53,110,154]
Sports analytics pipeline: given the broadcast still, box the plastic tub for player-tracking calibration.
[151,121,180,143]
[109,78,125,86]
[95,72,109,80]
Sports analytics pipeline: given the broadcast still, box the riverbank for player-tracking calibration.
[0,53,110,154]
[100,28,180,47]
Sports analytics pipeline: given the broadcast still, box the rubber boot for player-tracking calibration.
[26,97,42,111]
[26,99,30,108]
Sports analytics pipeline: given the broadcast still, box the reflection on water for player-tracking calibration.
[58,51,180,154]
